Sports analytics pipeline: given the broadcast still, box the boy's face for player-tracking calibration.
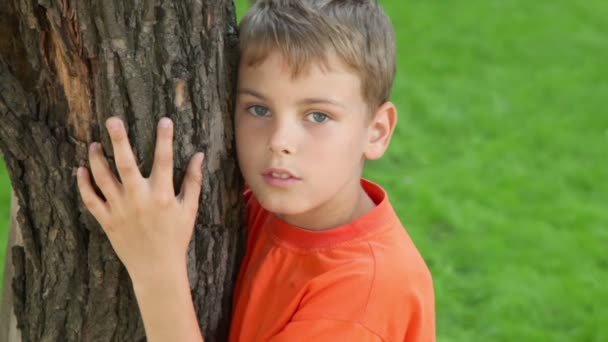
[235,51,387,228]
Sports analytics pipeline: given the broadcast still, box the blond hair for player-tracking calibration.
[239,0,396,110]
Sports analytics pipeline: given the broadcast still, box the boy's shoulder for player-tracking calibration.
[283,207,434,340]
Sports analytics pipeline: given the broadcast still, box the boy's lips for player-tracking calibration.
[262,167,300,179]
[262,168,301,188]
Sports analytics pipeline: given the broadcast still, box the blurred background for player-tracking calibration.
[1,0,606,340]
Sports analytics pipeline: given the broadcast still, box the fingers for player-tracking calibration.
[88,142,122,202]
[179,152,205,212]
[151,118,175,191]
[77,166,109,223]
[106,117,143,190]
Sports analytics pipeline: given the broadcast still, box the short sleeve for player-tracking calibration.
[268,319,383,342]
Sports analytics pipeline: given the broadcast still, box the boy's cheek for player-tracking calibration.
[235,111,255,131]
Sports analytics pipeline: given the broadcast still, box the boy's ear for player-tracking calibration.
[364,101,398,160]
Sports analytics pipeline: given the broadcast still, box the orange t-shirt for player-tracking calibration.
[228,179,435,341]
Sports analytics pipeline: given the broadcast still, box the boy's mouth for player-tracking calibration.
[262,167,300,180]
[262,168,302,188]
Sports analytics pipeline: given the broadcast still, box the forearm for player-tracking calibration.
[131,265,204,342]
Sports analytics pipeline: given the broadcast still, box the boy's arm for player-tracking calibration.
[77,117,205,342]
[131,265,203,342]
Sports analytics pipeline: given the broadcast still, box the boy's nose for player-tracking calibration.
[268,121,296,155]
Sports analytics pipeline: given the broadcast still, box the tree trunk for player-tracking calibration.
[0,0,245,341]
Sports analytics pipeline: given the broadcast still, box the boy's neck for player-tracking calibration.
[276,180,376,231]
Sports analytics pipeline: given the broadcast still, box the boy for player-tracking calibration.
[77,0,435,341]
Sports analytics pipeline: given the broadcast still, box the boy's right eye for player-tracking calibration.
[247,105,270,117]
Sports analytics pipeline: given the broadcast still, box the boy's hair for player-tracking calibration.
[239,0,396,110]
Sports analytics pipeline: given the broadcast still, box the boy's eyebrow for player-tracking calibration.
[237,88,346,109]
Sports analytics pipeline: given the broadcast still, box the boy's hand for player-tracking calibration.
[76,116,205,283]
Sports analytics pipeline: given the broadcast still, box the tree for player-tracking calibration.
[0,0,245,341]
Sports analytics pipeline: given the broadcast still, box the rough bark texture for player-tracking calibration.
[0,0,245,341]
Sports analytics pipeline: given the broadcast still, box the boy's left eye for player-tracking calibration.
[306,112,330,123]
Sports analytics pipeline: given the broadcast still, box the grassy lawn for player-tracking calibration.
[0,161,10,291]
[1,0,607,340]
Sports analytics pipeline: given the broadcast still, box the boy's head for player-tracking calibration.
[239,0,396,111]
[234,0,398,228]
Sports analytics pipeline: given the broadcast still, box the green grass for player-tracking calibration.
[2,0,607,340]
[0,160,11,291]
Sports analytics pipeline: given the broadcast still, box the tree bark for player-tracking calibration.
[0,0,245,341]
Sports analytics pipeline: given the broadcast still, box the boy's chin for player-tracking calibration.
[256,194,309,217]
[258,199,301,216]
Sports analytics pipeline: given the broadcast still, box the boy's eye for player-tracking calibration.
[247,105,270,117]
[306,112,330,124]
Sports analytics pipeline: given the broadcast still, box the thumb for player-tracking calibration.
[179,152,204,211]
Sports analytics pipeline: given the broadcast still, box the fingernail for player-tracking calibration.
[159,117,173,128]
[107,118,122,131]
[89,142,100,151]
